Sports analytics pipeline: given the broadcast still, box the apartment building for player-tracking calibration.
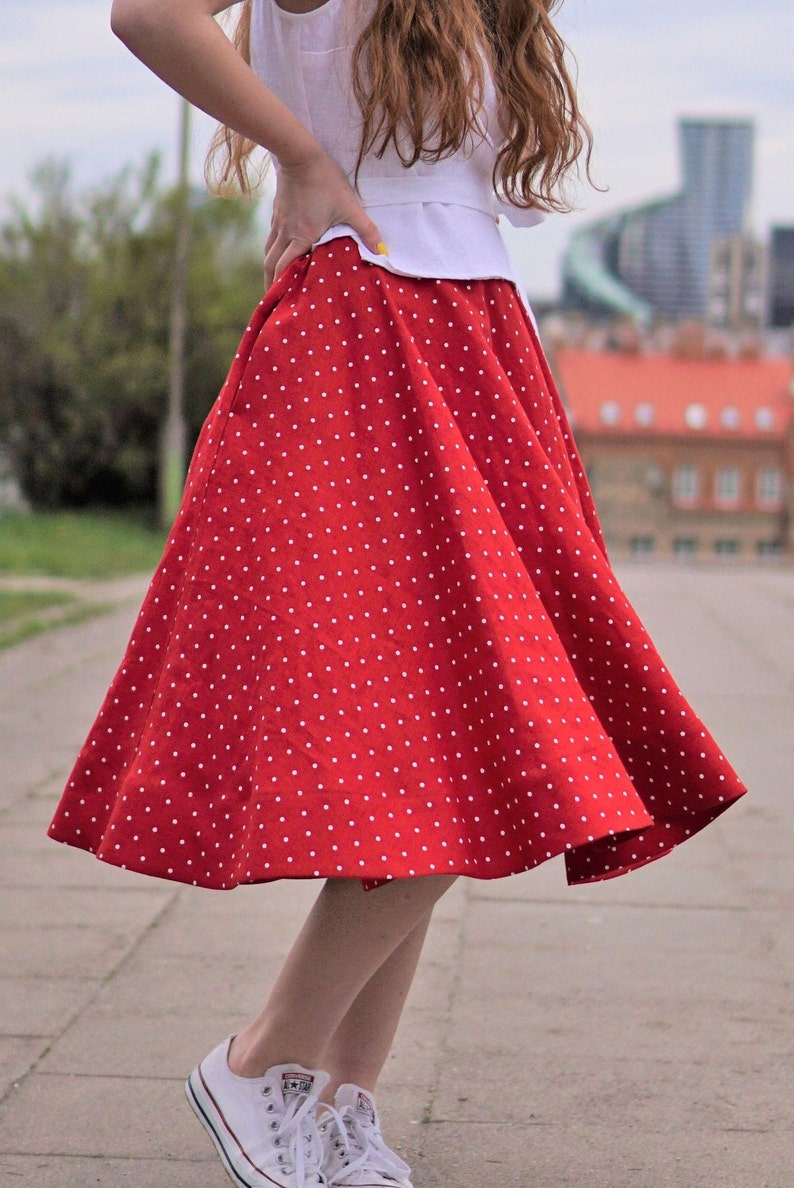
[553,348,793,557]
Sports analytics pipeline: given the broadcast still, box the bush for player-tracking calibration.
[0,157,265,508]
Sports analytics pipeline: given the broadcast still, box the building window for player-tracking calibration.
[646,464,665,493]
[756,541,782,556]
[715,468,741,507]
[673,465,699,506]
[720,406,741,430]
[630,536,655,555]
[635,402,655,427]
[757,469,782,509]
[673,538,698,556]
[684,403,708,430]
[600,400,621,426]
[714,539,740,556]
[754,407,775,431]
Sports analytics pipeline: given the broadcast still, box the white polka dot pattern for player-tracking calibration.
[48,240,747,889]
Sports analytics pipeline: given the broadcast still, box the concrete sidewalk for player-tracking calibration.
[0,565,792,1187]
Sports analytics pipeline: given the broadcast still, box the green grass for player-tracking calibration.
[0,511,167,579]
[0,599,113,651]
[0,589,75,622]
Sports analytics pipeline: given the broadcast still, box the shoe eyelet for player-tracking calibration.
[270,1120,279,1131]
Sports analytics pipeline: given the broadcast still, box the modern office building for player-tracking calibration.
[562,117,756,324]
[707,234,766,332]
[767,226,794,329]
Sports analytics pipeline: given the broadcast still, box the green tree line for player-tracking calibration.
[0,157,266,508]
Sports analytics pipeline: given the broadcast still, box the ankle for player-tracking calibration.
[227,1033,268,1078]
[228,1030,327,1080]
[323,1048,380,1096]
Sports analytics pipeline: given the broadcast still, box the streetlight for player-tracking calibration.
[159,96,191,529]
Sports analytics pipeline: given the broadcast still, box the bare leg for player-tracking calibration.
[321,911,433,1097]
[229,876,455,1079]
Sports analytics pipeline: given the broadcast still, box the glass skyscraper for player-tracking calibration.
[767,227,794,328]
[563,118,755,323]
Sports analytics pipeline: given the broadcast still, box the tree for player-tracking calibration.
[0,156,265,508]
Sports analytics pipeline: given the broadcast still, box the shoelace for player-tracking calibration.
[262,1081,325,1186]
[321,1105,411,1185]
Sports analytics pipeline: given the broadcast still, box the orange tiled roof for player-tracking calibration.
[554,350,793,439]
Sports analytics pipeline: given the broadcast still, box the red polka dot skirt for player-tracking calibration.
[48,239,747,889]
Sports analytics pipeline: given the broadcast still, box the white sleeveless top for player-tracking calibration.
[249,0,541,301]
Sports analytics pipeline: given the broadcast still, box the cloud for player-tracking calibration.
[565,2,792,201]
[501,0,794,294]
[0,1,206,200]
[2,0,792,298]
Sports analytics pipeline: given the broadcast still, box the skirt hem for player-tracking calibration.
[48,784,744,891]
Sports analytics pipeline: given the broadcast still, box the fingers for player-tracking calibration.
[347,209,388,258]
[263,235,313,291]
[262,205,388,292]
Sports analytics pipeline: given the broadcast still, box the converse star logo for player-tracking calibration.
[356,1090,376,1122]
[282,1071,315,1096]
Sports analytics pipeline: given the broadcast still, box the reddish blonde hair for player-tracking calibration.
[207,0,592,212]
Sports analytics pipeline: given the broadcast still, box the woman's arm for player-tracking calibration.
[110,0,384,284]
[110,0,316,166]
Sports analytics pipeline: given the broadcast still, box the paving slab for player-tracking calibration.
[0,1154,221,1188]
[0,884,175,932]
[0,917,139,981]
[0,1074,206,1160]
[0,1037,45,1102]
[414,1124,793,1188]
[0,582,146,814]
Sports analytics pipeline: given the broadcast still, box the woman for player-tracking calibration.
[48,1,747,1183]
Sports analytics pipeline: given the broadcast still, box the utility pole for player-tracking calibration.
[159,96,191,529]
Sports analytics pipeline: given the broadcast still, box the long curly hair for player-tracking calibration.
[207,0,592,212]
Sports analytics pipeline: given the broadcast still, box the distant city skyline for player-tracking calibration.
[2,0,793,299]
[562,117,760,324]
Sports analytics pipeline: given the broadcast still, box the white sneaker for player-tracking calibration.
[319,1085,413,1187]
[186,1036,329,1187]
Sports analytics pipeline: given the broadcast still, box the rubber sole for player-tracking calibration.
[185,1066,264,1188]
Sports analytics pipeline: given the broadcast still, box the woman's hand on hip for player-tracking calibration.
[264,148,385,290]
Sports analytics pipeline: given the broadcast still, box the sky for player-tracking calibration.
[2,0,793,299]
